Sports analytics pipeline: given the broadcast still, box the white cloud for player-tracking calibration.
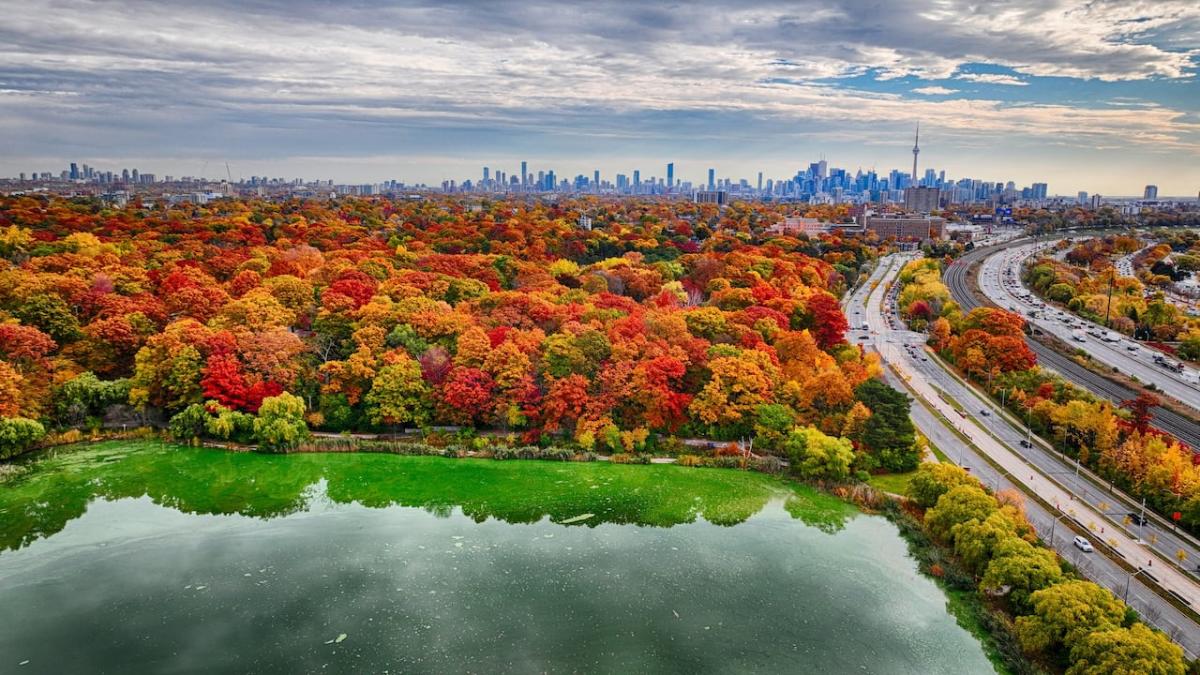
[912,86,960,95]
[956,73,1029,86]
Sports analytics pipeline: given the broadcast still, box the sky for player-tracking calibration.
[1,0,1198,196]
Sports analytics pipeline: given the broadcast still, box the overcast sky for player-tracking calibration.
[1,0,1198,195]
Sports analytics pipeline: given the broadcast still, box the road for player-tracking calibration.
[978,240,1200,412]
[946,243,1200,450]
[843,253,1200,657]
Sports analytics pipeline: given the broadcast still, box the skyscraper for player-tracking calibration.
[1144,185,1158,200]
[520,161,527,187]
[707,168,715,191]
[666,163,674,192]
[593,169,600,190]
[757,172,763,193]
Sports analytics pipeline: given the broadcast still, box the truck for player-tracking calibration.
[1071,329,1087,343]
[1102,331,1120,343]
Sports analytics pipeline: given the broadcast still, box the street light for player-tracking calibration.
[1123,568,1148,604]
[1048,512,1070,546]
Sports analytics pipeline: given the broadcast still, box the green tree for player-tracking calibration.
[908,463,980,508]
[365,357,430,427]
[253,392,309,452]
[784,426,855,480]
[13,294,81,343]
[169,403,210,441]
[952,510,1020,575]
[0,417,45,459]
[924,485,997,544]
[54,372,130,426]
[1065,623,1186,675]
[1015,580,1126,658]
[753,403,795,455]
[855,379,918,471]
[980,537,1063,612]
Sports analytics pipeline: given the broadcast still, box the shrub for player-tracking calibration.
[610,453,633,464]
[0,417,46,459]
[678,454,703,467]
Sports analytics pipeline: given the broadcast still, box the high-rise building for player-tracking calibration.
[633,170,641,190]
[757,172,763,193]
[1030,183,1048,200]
[666,163,674,192]
[593,170,600,190]
[1144,185,1158,200]
[483,167,489,183]
[69,162,79,180]
[520,161,527,186]
[707,168,715,191]
[903,186,940,213]
[1077,191,1088,205]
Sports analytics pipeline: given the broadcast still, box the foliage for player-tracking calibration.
[784,426,855,480]
[252,392,309,452]
[0,417,46,459]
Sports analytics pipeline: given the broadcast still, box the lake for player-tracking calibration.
[0,442,994,673]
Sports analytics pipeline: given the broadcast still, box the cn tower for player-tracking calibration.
[911,122,920,183]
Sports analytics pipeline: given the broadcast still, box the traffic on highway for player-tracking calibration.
[977,240,1200,411]
[844,249,1200,657]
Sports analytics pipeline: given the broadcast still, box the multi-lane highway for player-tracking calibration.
[946,243,1200,449]
[978,241,1200,411]
[843,253,1200,656]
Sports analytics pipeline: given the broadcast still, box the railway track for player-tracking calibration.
[945,244,1200,449]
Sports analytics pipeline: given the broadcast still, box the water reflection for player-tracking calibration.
[0,443,855,552]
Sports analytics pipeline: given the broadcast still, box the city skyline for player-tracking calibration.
[0,1,1197,194]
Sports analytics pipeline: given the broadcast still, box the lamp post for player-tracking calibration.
[1049,512,1069,546]
[1123,568,1147,604]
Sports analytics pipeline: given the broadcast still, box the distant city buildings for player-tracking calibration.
[1145,185,1159,200]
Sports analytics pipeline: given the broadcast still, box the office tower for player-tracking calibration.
[705,168,714,191]
[593,170,600,189]
[1077,191,1088,205]
[666,163,674,192]
[757,172,763,192]
[817,159,828,180]
[483,167,489,183]
[520,161,527,186]
[1031,183,1048,200]
[633,170,641,190]
[1144,185,1158,200]
[69,163,79,180]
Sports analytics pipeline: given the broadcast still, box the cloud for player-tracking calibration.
[0,0,1197,189]
[911,86,960,95]
[956,73,1029,86]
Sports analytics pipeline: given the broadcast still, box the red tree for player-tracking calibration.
[806,293,848,350]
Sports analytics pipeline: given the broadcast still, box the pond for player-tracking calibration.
[0,442,995,673]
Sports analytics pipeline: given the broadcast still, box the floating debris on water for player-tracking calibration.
[559,513,594,524]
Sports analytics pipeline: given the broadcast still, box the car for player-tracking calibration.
[1128,512,1148,526]
[1019,439,1032,448]
[858,335,869,341]
[979,409,991,416]
[1126,344,1138,352]
[1073,536,1094,553]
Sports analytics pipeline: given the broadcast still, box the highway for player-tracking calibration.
[977,240,1200,412]
[946,244,1200,450]
[843,254,1200,656]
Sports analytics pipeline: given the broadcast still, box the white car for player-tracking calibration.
[1073,536,1094,553]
